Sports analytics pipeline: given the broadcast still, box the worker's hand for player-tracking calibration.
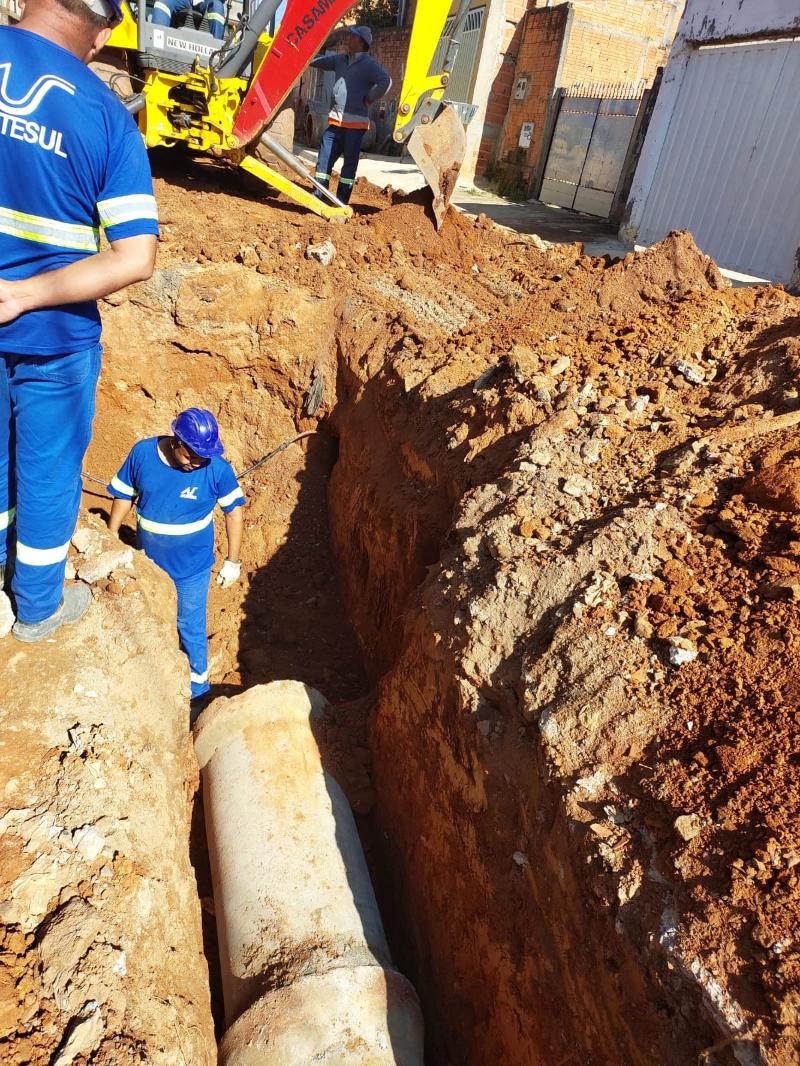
[217,559,241,588]
[0,279,28,325]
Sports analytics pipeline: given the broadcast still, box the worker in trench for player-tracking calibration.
[0,0,158,642]
[106,409,245,715]
[310,26,391,206]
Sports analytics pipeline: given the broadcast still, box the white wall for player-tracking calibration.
[621,0,800,281]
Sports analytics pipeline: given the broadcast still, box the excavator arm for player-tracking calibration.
[393,0,472,227]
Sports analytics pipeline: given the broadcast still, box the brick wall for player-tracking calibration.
[489,4,569,187]
[473,0,528,177]
[561,0,681,87]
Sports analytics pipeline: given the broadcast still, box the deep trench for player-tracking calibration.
[187,417,409,1042]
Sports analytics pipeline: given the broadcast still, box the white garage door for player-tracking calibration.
[636,38,800,282]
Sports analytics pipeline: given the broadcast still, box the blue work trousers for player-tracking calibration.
[174,569,211,699]
[151,0,226,39]
[0,346,102,624]
[314,125,366,205]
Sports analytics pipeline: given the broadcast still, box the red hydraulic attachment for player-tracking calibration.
[232,0,358,147]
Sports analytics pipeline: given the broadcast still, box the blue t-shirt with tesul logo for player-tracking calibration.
[108,437,245,582]
[0,25,159,355]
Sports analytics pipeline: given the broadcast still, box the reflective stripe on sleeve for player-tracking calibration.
[136,510,214,535]
[16,539,70,566]
[218,487,244,508]
[190,670,209,683]
[0,207,99,253]
[110,475,136,497]
[153,1,172,14]
[0,506,15,530]
[206,10,225,23]
[97,194,159,229]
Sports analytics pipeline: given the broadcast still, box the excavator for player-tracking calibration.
[102,0,474,227]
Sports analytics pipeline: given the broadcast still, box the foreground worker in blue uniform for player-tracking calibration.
[0,0,158,642]
[106,409,245,709]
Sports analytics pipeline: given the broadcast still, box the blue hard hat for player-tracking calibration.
[172,408,224,458]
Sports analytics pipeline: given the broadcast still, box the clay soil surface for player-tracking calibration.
[3,151,797,1064]
[105,157,798,1064]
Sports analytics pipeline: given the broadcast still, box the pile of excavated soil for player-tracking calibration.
[64,156,800,1064]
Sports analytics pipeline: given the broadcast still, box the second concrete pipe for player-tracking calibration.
[194,680,424,1065]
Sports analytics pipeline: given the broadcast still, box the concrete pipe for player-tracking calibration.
[194,681,424,1065]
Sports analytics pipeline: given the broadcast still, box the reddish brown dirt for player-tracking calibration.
[74,155,800,1065]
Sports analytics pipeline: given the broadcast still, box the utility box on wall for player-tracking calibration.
[518,122,534,149]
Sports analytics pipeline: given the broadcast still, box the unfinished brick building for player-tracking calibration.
[491,0,682,196]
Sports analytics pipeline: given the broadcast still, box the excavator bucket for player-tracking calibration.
[406,104,466,229]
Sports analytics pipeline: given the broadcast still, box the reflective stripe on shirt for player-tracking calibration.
[0,206,99,252]
[136,509,214,535]
[190,669,209,683]
[0,506,15,530]
[218,487,244,508]
[110,475,136,497]
[97,194,159,228]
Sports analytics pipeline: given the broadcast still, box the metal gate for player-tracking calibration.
[540,88,642,217]
[430,5,485,105]
[634,38,800,282]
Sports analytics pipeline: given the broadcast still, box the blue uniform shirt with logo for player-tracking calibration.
[108,438,245,583]
[0,25,159,356]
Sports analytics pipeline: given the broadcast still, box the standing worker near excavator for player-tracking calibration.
[106,409,245,715]
[0,0,158,643]
[311,26,391,206]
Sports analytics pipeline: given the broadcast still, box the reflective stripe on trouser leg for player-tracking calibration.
[337,126,366,205]
[174,570,211,699]
[8,345,102,623]
[150,0,190,24]
[0,355,16,566]
[203,0,225,38]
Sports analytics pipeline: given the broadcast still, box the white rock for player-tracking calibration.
[529,233,551,252]
[674,813,702,841]
[77,547,134,585]
[512,851,529,866]
[674,359,704,385]
[72,825,106,862]
[562,475,593,498]
[71,528,104,556]
[527,446,552,467]
[53,1003,104,1066]
[550,356,571,376]
[0,591,14,638]
[304,238,336,266]
[668,642,698,667]
[64,559,76,580]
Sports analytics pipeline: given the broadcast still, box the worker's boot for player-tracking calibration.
[12,584,91,643]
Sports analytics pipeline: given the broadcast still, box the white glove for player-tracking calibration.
[217,559,241,588]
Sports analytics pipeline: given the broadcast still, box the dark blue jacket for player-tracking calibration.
[311,50,391,128]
